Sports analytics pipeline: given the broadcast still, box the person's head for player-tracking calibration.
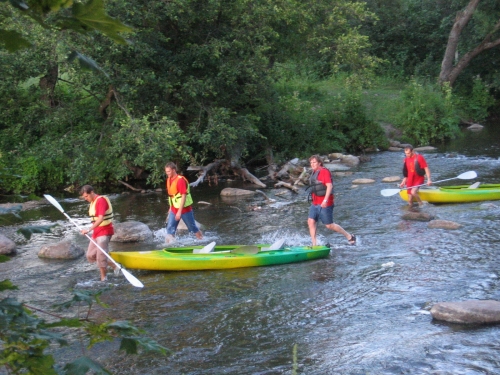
[79,185,96,203]
[309,155,323,170]
[403,145,414,157]
[164,162,178,178]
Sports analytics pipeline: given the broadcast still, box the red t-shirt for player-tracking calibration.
[92,196,114,239]
[168,176,193,215]
[404,153,428,190]
[311,167,334,206]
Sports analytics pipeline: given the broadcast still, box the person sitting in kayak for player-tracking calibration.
[399,145,432,207]
[165,162,203,243]
[307,155,356,246]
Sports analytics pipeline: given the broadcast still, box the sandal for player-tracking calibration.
[348,234,356,245]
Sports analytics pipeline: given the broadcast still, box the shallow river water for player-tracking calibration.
[2,126,500,374]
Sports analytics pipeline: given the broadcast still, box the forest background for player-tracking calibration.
[1,0,499,194]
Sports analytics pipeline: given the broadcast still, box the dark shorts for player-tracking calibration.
[308,204,334,225]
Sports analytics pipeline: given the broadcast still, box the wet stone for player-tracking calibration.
[0,234,16,255]
[38,240,83,259]
[111,221,153,242]
[431,300,500,324]
[427,220,462,230]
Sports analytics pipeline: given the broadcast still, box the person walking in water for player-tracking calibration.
[165,162,203,243]
[399,145,432,207]
[307,155,355,246]
[80,185,118,282]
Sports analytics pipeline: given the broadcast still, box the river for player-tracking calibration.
[1,125,500,374]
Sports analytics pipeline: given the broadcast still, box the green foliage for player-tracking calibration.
[0,0,131,52]
[0,281,169,374]
[395,80,460,145]
[457,78,496,123]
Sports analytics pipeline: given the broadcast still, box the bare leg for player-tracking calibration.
[409,187,423,206]
[99,267,107,281]
[308,218,318,246]
[195,231,203,240]
[165,234,175,244]
[325,223,352,241]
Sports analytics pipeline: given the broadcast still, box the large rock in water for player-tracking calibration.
[431,300,500,324]
[111,221,153,242]
[38,240,84,259]
[0,234,16,255]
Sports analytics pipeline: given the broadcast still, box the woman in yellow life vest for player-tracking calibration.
[165,162,203,244]
[80,185,118,282]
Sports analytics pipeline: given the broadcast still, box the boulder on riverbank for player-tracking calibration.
[38,240,84,259]
[0,234,16,255]
[111,221,153,242]
[382,176,401,183]
[431,300,500,324]
[427,220,462,230]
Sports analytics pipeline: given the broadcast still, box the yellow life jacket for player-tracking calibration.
[89,195,113,226]
[166,175,193,209]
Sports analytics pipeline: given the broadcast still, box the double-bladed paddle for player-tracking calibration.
[44,194,144,288]
[380,171,477,197]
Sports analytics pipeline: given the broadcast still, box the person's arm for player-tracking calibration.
[321,182,333,207]
[400,177,407,188]
[425,167,432,185]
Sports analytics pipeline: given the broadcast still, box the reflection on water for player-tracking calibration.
[1,125,500,374]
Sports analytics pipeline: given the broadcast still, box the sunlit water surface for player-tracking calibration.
[1,126,500,374]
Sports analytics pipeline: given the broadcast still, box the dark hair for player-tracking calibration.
[164,162,178,171]
[79,185,94,195]
[308,154,323,166]
[403,144,414,151]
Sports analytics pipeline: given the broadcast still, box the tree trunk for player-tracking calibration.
[439,0,500,86]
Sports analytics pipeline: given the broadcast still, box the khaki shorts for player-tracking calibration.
[86,236,112,268]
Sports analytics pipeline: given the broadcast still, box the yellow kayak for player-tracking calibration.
[399,184,500,203]
[110,244,331,271]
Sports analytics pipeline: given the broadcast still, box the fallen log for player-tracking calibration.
[274,181,299,193]
[188,160,223,188]
[118,180,142,192]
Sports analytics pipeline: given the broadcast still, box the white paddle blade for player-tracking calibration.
[44,194,65,213]
[121,268,144,288]
[262,238,285,251]
[468,182,481,189]
[380,189,402,197]
[458,171,477,179]
[193,241,216,253]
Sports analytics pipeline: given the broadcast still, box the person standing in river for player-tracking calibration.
[307,155,356,246]
[164,162,203,244]
[80,185,118,282]
[399,145,432,207]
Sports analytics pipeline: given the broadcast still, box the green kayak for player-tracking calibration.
[400,183,500,203]
[110,244,331,271]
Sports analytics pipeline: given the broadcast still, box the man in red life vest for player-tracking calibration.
[80,185,118,282]
[399,145,432,207]
[308,155,355,246]
[165,162,203,243]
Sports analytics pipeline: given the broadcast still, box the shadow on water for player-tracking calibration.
[2,125,500,374]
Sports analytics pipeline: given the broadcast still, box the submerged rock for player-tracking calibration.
[38,240,83,259]
[111,221,153,242]
[401,211,435,222]
[431,300,500,324]
[427,220,462,230]
[0,234,16,255]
